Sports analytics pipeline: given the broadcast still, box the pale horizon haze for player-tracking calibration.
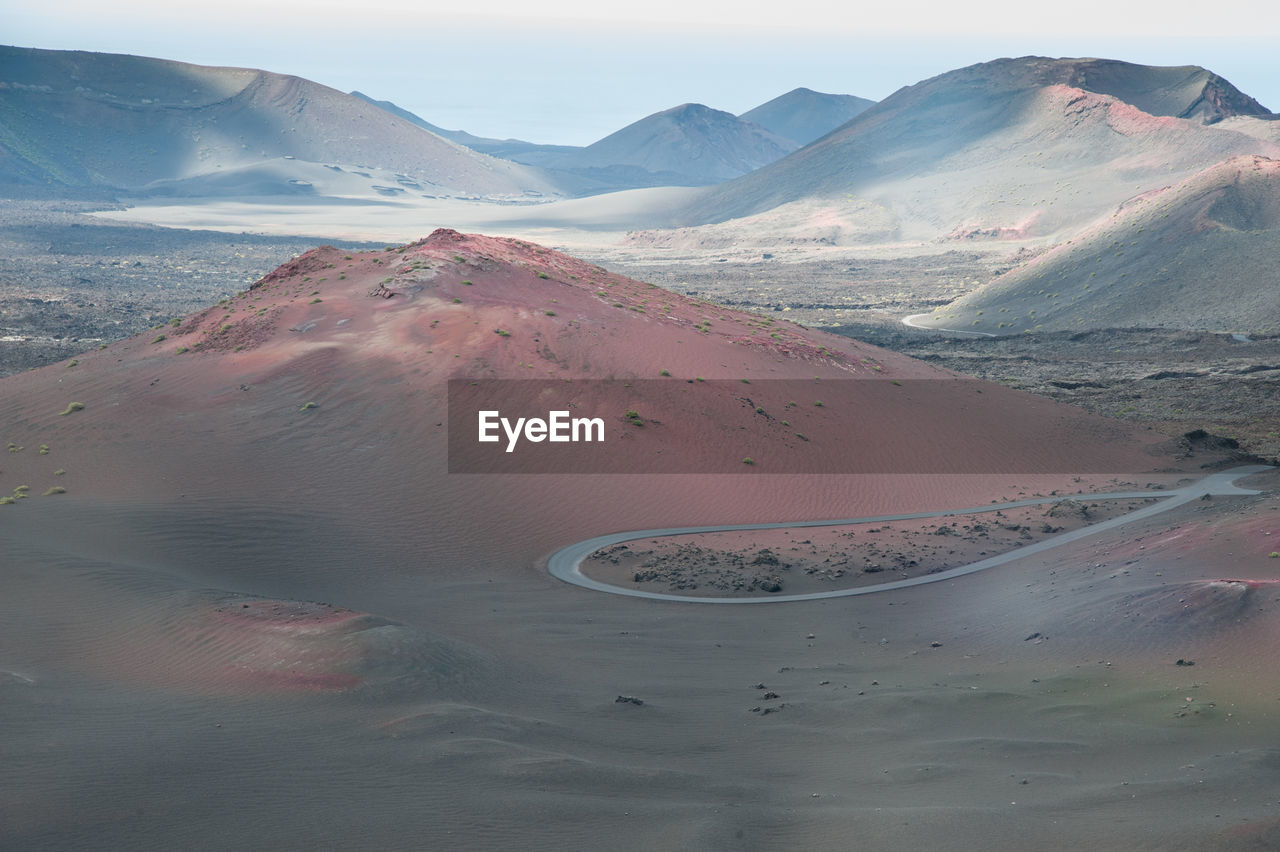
[6,0,1278,145]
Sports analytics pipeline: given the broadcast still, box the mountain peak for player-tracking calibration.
[681,56,1277,232]
[740,87,875,145]
[663,102,721,116]
[572,101,798,184]
[949,56,1271,124]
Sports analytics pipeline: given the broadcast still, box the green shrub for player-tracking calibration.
[659,369,670,376]
[152,334,167,344]
[299,402,317,411]
[742,457,755,465]
[42,486,66,496]
[494,329,511,337]
[58,402,85,416]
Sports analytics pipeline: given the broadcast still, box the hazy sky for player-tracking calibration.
[7,1,1279,144]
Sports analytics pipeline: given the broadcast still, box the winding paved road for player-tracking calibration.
[902,312,998,337]
[547,466,1272,604]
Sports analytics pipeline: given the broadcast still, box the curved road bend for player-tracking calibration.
[547,465,1273,604]
[902,313,998,337]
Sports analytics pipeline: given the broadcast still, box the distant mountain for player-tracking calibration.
[348,91,579,163]
[348,94,784,191]
[679,57,1278,241]
[739,87,875,145]
[557,103,797,186]
[348,91,483,145]
[350,93,806,192]
[912,155,1280,335]
[0,46,561,199]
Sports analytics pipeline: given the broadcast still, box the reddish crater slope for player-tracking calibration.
[0,233,1220,688]
[0,228,1192,499]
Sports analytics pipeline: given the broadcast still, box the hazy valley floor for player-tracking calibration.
[5,472,1280,850]
[1,201,1278,850]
